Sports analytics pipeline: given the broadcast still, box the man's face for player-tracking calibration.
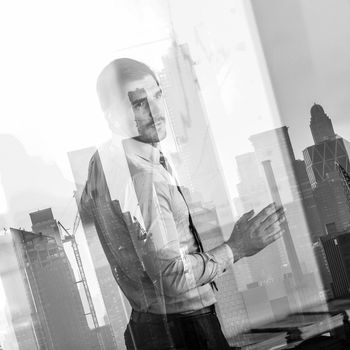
[125,75,167,143]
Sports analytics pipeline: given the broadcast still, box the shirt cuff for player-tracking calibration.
[207,243,234,275]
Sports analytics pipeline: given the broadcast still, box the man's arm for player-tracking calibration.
[226,203,285,263]
[131,171,233,297]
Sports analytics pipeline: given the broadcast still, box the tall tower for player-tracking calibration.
[249,127,299,276]
[160,43,250,336]
[235,152,270,213]
[310,103,336,144]
[1,209,99,350]
[247,127,323,310]
[303,104,350,233]
[68,147,129,350]
[0,231,40,350]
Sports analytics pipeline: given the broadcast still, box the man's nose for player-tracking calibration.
[148,98,162,118]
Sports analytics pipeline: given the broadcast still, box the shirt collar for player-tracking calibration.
[122,138,161,164]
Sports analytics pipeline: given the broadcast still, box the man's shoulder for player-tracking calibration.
[80,149,108,207]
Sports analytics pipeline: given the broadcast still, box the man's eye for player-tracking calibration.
[134,100,147,109]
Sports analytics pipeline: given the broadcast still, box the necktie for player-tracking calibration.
[158,151,218,287]
[159,151,203,249]
[159,151,171,173]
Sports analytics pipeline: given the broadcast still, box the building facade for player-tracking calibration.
[320,232,350,298]
[69,147,128,350]
[0,209,100,350]
[303,104,350,233]
[160,43,251,336]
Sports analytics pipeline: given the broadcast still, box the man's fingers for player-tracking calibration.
[258,202,278,217]
[248,207,284,232]
[262,223,284,241]
[247,203,282,230]
[262,230,283,246]
[262,206,284,221]
[261,208,286,230]
[237,209,255,225]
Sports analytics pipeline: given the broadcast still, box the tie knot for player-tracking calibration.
[159,151,167,170]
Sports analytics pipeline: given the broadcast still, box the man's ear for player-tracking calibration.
[104,110,117,131]
[104,108,140,138]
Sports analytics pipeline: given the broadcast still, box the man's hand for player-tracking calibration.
[226,203,285,262]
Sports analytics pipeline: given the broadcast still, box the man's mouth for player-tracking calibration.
[152,117,165,128]
[155,121,163,128]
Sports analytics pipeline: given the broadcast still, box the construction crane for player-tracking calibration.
[58,213,105,350]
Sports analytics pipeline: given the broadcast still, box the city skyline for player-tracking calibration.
[2,1,350,218]
[0,209,116,350]
[249,0,350,160]
[1,1,350,348]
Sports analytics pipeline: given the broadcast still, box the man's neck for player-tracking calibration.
[133,136,159,148]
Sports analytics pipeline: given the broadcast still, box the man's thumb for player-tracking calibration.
[238,209,255,224]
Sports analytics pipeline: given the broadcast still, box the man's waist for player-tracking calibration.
[131,305,216,323]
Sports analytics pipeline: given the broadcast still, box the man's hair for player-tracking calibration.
[96,58,159,112]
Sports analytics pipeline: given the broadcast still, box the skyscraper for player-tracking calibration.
[235,152,270,213]
[248,127,298,280]
[336,162,350,211]
[249,126,325,271]
[0,231,39,350]
[293,159,332,298]
[160,43,250,336]
[293,159,325,241]
[234,137,331,302]
[320,231,350,298]
[303,104,350,233]
[160,43,234,231]
[247,127,323,310]
[68,147,128,350]
[0,208,99,350]
[309,104,336,145]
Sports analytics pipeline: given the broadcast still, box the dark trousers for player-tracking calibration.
[124,306,231,350]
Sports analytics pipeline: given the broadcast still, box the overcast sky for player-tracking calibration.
[251,0,350,158]
[1,0,349,218]
[1,0,350,225]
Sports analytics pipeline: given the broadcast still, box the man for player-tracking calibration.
[82,58,285,349]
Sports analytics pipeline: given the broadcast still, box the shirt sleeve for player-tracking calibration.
[131,170,234,297]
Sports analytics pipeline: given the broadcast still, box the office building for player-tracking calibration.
[0,208,99,350]
[250,127,324,271]
[160,43,234,230]
[320,232,350,298]
[247,128,298,280]
[337,162,350,211]
[235,152,270,213]
[160,43,251,336]
[293,159,332,297]
[68,147,128,350]
[303,104,350,233]
[293,160,325,241]
[0,232,39,350]
[234,152,284,287]
[247,127,323,308]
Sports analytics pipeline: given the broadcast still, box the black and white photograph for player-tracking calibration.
[1,1,350,349]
